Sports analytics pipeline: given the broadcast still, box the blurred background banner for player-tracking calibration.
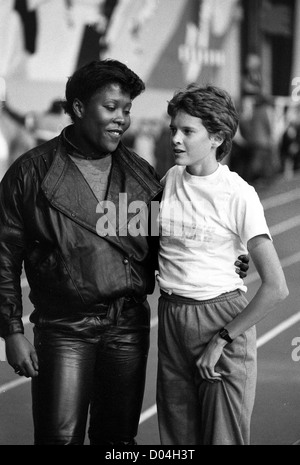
[1,0,300,183]
[0,0,299,115]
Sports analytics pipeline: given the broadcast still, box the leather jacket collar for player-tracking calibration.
[41,128,163,240]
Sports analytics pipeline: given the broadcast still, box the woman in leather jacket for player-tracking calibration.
[0,59,164,445]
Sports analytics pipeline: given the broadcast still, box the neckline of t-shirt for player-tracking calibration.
[183,163,222,183]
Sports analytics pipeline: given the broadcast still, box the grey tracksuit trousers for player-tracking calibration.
[156,290,257,445]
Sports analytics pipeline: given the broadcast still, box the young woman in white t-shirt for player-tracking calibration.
[156,84,289,445]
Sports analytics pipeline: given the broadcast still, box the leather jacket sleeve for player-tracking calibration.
[0,163,26,338]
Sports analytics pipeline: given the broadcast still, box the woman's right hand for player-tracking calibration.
[5,333,39,378]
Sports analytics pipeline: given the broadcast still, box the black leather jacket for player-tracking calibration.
[0,129,163,337]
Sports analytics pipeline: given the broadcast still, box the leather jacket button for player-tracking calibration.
[123,258,129,265]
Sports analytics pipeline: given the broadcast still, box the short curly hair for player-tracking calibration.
[167,84,239,161]
[63,59,145,121]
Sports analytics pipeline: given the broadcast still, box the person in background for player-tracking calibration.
[229,97,253,183]
[279,103,300,179]
[242,53,262,98]
[156,84,289,445]
[249,94,278,184]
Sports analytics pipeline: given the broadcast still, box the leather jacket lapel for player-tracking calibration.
[41,142,102,235]
[107,145,162,234]
[41,139,162,242]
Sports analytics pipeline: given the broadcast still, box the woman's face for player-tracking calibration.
[74,83,132,157]
[169,110,219,176]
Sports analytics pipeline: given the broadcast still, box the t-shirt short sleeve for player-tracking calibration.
[232,185,272,246]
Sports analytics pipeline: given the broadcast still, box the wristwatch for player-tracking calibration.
[219,328,233,344]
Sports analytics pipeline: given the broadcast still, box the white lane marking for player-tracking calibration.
[269,216,300,236]
[139,404,158,424]
[256,312,300,348]
[22,315,30,325]
[261,188,300,210]
[21,277,28,288]
[0,377,30,394]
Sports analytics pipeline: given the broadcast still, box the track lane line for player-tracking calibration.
[261,188,300,210]
[0,377,29,394]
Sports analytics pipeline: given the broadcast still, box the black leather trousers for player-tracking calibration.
[31,299,150,445]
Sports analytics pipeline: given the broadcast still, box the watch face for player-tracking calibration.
[219,329,232,343]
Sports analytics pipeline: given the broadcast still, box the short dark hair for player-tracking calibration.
[63,59,145,121]
[167,84,239,161]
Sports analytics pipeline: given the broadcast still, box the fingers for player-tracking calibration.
[31,350,39,372]
[238,254,249,264]
[24,358,39,378]
[13,364,22,376]
[13,359,39,378]
[203,371,222,384]
[197,364,222,383]
[235,268,248,279]
[235,254,249,278]
[235,261,249,272]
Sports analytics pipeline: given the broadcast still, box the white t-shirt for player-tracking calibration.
[157,164,271,300]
